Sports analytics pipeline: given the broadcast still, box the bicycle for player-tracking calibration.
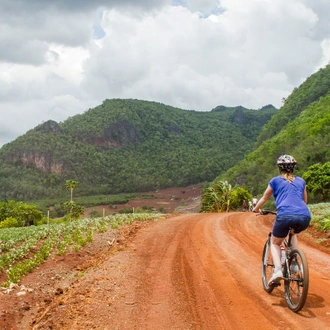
[260,210,309,312]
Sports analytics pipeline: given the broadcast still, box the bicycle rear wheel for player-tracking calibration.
[284,248,309,312]
[261,238,275,293]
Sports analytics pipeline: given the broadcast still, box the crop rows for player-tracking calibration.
[0,213,164,287]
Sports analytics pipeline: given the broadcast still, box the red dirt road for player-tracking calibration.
[17,212,330,329]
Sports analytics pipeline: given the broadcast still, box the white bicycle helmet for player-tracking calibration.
[277,154,297,170]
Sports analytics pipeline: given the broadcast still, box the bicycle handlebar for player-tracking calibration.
[259,209,277,215]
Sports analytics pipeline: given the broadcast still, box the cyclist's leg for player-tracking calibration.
[267,236,285,284]
[271,236,283,270]
[271,215,289,271]
[268,216,289,284]
[291,234,298,249]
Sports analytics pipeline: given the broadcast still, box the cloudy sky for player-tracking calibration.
[1,0,330,147]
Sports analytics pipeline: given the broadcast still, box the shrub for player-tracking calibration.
[0,217,19,228]
[118,207,133,214]
[89,209,102,218]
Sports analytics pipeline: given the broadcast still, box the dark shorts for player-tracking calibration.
[272,214,311,238]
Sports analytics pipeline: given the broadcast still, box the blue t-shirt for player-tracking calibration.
[269,175,311,217]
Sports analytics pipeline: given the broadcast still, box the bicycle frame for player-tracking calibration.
[260,210,309,312]
[282,229,295,278]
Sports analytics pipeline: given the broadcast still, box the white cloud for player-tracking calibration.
[0,96,90,146]
[81,2,322,108]
[0,0,330,146]
[46,44,90,83]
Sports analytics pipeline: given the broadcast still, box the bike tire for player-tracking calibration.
[284,248,309,312]
[261,238,275,293]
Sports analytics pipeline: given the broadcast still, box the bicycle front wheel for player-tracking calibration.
[284,248,309,312]
[261,238,275,293]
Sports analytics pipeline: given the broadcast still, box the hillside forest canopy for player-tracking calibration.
[219,64,330,204]
[0,99,276,203]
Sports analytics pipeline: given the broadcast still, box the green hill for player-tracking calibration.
[257,65,330,145]
[0,99,276,201]
[220,64,330,199]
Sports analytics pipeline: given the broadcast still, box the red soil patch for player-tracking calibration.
[83,184,204,217]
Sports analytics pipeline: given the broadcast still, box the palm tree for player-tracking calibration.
[65,180,79,221]
[65,180,78,202]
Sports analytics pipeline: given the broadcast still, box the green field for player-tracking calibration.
[0,213,164,287]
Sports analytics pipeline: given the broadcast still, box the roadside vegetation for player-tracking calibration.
[200,180,252,212]
[0,213,164,288]
[308,203,330,231]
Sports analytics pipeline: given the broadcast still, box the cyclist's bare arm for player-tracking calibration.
[303,186,308,203]
[252,185,273,213]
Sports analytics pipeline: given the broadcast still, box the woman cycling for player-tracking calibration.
[252,154,311,285]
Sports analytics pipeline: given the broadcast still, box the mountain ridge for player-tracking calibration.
[0,100,277,201]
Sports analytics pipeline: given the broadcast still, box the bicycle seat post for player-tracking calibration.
[286,228,295,253]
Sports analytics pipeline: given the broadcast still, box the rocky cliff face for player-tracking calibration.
[6,119,141,174]
[9,152,64,174]
[5,120,64,174]
[104,120,139,145]
[35,120,61,134]
[73,119,140,147]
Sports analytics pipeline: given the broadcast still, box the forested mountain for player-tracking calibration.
[257,64,330,145]
[0,99,276,201]
[220,64,330,199]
